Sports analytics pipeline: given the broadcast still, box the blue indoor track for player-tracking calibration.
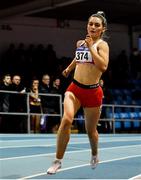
[0,134,141,179]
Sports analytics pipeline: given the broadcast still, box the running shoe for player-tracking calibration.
[90,155,99,169]
[47,160,62,174]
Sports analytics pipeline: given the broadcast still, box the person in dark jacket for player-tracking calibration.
[9,75,27,133]
[39,74,55,132]
[0,74,12,132]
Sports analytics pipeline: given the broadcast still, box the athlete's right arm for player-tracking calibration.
[62,59,76,78]
[62,40,84,78]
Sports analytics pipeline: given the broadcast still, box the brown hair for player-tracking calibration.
[89,11,107,29]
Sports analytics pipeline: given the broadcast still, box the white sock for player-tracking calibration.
[55,158,62,162]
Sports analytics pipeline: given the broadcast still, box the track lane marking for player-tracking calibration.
[17,154,141,179]
[1,144,141,161]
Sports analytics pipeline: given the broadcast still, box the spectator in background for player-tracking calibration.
[39,74,52,112]
[9,75,27,133]
[39,74,54,132]
[0,74,12,111]
[98,79,111,133]
[51,77,63,132]
[0,74,12,132]
[51,77,63,95]
[51,76,63,113]
[29,78,42,133]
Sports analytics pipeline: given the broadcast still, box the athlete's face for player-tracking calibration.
[87,16,105,39]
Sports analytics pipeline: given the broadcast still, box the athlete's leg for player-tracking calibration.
[56,92,80,159]
[47,92,80,174]
[83,106,101,168]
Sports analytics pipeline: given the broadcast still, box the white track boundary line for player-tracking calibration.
[0,135,141,143]
[128,173,141,180]
[1,144,141,161]
[17,154,141,180]
[1,138,141,149]
[0,144,56,149]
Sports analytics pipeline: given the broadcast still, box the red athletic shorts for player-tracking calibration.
[66,79,103,107]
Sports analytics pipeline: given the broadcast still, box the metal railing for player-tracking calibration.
[0,90,141,133]
[0,90,62,133]
[100,104,141,133]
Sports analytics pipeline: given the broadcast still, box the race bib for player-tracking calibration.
[75,47,93,63]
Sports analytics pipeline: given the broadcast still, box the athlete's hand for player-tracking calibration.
[62,68,70,78]
[85,34,94,48]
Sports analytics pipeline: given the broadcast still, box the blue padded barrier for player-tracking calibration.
[123,121,132,129]
[115,121,122,129]
[133,120,140,128]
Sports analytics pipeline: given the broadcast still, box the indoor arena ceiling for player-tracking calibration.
[0,0,141,26]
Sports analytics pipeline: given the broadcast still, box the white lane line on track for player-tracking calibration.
[17,154,141,180]
[1,144,141,161]
[1,138,141,149]
[0,135,141,142]
[0,144,56,149]
[128,173,141,180]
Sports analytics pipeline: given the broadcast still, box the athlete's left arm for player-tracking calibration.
[89,41,109,72]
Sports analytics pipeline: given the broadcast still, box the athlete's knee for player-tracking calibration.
[60,115,73,130]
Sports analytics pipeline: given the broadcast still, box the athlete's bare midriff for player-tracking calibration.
[74,63,102,85]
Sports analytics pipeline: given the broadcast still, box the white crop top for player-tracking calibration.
[75,39,102,64]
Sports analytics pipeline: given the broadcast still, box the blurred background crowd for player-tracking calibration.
[0,42,141,134]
